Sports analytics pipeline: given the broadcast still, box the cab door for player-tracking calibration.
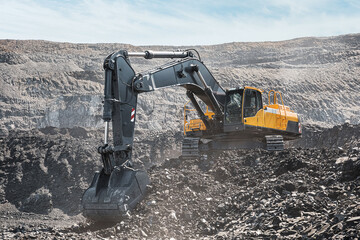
[243,88,264,127]
[223,89,245,132]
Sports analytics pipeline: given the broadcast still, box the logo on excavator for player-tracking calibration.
[131,108,135,122]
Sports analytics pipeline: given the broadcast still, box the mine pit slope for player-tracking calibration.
[1,34,360,134]
[0,34,360,239]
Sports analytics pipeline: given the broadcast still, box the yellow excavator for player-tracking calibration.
[82,50,301,221]
[182,87,301,156]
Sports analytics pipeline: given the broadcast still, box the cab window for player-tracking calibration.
[256,91,263,111]
[244,89,262,118]
[225,90,243,123]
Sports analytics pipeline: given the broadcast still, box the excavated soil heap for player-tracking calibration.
[0,124,359,239]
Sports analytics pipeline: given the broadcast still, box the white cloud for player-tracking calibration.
[0,0,359,45]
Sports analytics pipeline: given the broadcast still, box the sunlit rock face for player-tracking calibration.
[1,35,360,135]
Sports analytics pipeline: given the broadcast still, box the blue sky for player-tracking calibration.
[1,0,360,45]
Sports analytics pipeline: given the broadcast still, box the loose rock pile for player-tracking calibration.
[204,148,360,239]
[94,146,358,239]
[294,123,360,149]
[0,124,359,239]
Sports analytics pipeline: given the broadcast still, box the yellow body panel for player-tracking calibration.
[244,104,299,131]
[184,102,214,135]
[242,88,299,131]
[184,88,299,134]
[185,119,206,132]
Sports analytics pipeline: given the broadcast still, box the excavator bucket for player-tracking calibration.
[82,167,150,221]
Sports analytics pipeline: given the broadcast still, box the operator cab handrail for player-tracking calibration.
[268,90,285,106]
[268,90,287,128]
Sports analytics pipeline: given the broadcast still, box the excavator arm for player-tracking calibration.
[82,50,226,221]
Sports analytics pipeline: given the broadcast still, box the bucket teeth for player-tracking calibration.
[82,167,150,221]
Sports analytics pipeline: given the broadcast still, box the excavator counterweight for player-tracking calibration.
[82,49,301,221]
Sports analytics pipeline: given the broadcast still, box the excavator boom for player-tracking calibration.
[82,50,227,221]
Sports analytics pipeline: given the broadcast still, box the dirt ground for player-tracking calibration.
[1,36,360,239]
[0,124,359,239]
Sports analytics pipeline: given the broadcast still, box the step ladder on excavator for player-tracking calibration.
[267,90,286,151]
[265,135,284,151]
[181,137,200,159]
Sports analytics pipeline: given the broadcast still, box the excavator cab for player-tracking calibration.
[184,87,265,133]
[223,87,264,133]
[224,87,263,123]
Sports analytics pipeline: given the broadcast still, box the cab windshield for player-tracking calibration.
[225,90,243,123]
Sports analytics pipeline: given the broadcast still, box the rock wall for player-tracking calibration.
[1,35,360,135]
